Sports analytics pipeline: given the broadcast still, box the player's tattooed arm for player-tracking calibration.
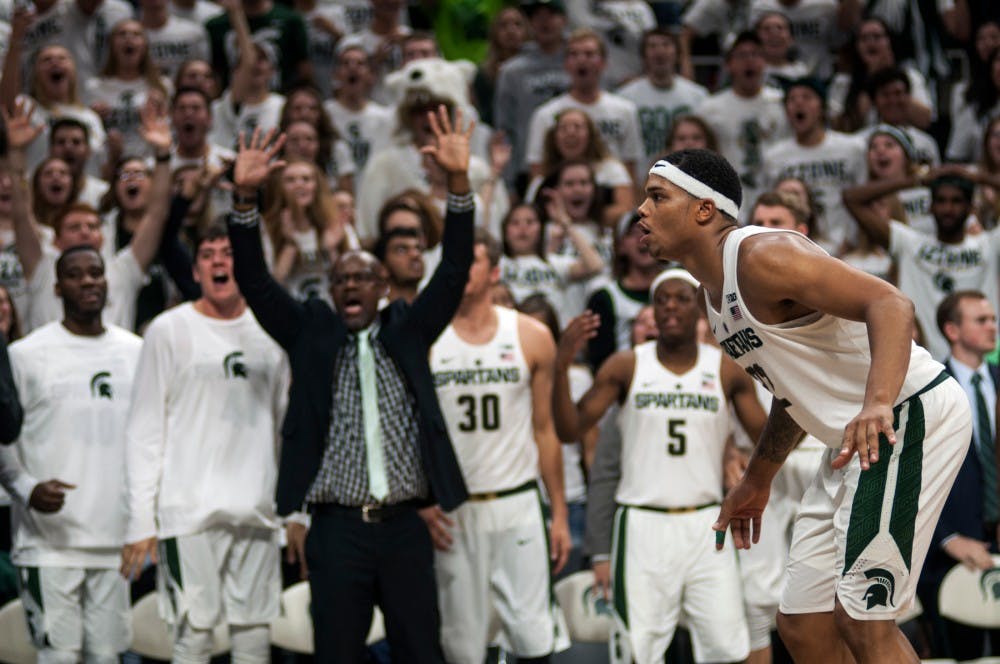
[753,398,807,465]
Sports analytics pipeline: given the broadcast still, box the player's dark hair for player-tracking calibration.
[373,226,423,262]
[55,244,104,280]
[866,66,910,98]
[474,227,502,268]
[193,222,229,253]
[518,293,560,342]
[49,117,90,145]
[172,86,212,110]
[936,289,989,337]
[663,149,742,216]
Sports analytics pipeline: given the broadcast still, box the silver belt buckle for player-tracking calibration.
[362,504,377,523]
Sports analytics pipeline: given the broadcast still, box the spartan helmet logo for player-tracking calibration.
[89,371,112,399]
[223,351,247,379]
[300,277,322,300]
[978,567,1000,600]
[862,568,896,610]
[933,271,955,293]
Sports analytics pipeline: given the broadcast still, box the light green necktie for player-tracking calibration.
[358,331,388,501]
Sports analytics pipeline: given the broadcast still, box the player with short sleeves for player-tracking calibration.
[0,245,142,664]
[553,268,767,664]
[428,229,572,664]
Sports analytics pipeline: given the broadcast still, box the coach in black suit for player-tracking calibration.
[918,290,1000,660]
[226,112,474,663]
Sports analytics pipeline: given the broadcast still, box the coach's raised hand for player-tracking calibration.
[233,127,287,196]
[419,104,473,194]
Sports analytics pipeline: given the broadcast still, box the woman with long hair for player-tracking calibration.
[949,46,1000,163]
[279,86,355,192]
[500,202,604,324]
[529,108,634,226]
[85,19,170,161]
[473,7,529,127]
[0,9,107,175]
[262,160,359,301]
[0,285,23,343]
[829,17,932,133]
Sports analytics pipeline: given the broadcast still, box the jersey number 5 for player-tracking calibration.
[667,419,686,456]
[457,394,501,432]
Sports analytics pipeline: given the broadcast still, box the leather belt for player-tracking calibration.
[309,500,421,523]
[467,480,537,502]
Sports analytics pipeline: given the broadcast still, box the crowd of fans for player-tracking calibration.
[0,0,999,661]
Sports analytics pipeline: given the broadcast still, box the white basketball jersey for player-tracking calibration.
[704,226,944,448]
[431,306,538,493]
[615,342,731,507]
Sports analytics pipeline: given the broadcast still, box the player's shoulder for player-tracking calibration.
[738,228,822,272]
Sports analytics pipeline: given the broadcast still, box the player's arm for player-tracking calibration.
[128,101,174,272]
[121,322,174,579]
[740,233,913,470]
[721,354,766,442]
[522,314,572,573]
[553,312,630,442]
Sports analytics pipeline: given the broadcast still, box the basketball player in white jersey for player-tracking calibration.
[428,229,571,664]
[0,246,142,664]
[636,149,972,664]
[121,225,289,664]
[554,268,767,664]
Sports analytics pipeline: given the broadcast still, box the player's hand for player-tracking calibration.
[28,479,75,513]
[419,105,473,176]
[556,312,600,371]
[418,505,454,551]
[712,477,769,550]
[233,127,286,194]
[592,560,611,600]
[121,537,158,581]
[285,521,309,580]
[943,535,994,571]
[834,403,895,471]
[549,513,572,574]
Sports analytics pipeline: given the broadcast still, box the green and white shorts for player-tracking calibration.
[779,373,972,621]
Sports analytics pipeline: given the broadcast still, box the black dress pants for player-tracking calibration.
[306,507,445,663]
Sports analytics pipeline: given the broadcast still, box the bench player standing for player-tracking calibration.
[554,268,766,664]
[428,229,571,664]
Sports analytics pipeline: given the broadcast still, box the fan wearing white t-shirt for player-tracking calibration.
[122,227,289,664]
[499,202,604,326]
[844,170,1000,361]
[615,29,709,172]
[762,79,866,254]
[0,245,142,664]
[526,29,643,178]
[5,101,175,333]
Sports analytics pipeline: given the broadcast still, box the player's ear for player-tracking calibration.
[695,198,717,224]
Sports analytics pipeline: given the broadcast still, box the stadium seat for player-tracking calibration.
[269,582,385,654]
[553,571,614,643]
[0,599,35,664]
[130,592,231,660]
[938,556,1000,629]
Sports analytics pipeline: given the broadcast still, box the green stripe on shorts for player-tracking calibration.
[612,507,629,629]
[164,537,183,589]
[843,398,925,574]
[25,567,43,610]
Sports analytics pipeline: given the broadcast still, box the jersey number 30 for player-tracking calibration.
[666,419,686,456]
[457,394,501,432]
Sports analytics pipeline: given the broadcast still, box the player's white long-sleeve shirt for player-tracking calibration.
[125,303,289,542]
[0,322,142,567]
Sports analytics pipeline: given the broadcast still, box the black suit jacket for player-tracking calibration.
[0,335,21,444]
[919,360,998,597]
[228,203,473,515]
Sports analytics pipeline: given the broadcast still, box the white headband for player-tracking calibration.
[650,267,700,300]
[648,160,740,219]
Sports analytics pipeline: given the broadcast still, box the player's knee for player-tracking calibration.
[832,601,889,650]
[230,623,270,664]
[173,618,213,664]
